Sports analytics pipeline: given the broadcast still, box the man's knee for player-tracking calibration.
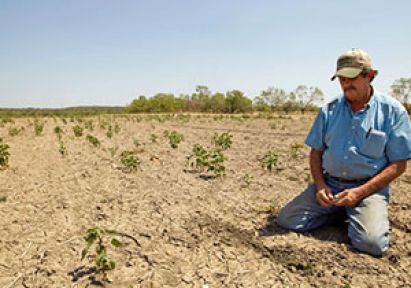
[277,206,311,232]
[277,207,295,230]
[349,230,388,257]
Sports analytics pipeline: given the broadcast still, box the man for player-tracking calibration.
[277,48,411,256]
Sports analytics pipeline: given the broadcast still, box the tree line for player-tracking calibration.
[126,85,324,114]
[127,78,411,114]
[0,78,409,117]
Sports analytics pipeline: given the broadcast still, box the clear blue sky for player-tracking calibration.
[1,0,410,108]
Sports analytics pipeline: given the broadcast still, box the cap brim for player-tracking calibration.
[330,67,363,81]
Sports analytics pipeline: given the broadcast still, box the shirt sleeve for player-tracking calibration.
[386,108,411,162]
[305,109,326,151]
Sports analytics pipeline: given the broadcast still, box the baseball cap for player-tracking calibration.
[331,48,378,81]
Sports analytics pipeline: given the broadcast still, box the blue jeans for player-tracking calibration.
[277,177,390,256]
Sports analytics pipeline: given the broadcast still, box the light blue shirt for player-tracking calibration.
[305,89,411,180]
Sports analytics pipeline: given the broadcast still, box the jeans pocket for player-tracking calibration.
[361,129,386,158]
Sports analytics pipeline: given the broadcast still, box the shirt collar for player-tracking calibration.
[343,85,375,113]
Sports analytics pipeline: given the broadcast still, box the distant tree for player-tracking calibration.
[126,96,149,113]
[391,78,411,113]
[293,85,324,113]
[282,92,299,114]
[209,92,226,113]
[225,90,252,113]
[127,93,184,113]
[256,87,287,111]
[254,96,271,112]
[178,93,191,111]
[191,85,212,112]
[152,93,183,112]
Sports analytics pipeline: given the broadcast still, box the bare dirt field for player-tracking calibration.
[0,114,410,287]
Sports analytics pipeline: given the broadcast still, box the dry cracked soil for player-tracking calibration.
[0,114,410,287]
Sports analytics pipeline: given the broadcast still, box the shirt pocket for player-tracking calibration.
[361,129,387,158]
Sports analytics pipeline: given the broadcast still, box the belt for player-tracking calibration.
[324,173,370,183]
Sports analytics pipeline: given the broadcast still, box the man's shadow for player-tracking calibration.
[257,213,350,244]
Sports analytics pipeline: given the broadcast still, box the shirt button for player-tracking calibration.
[352,126,355,129]
[348,141,351,144]
[344,156,348,160]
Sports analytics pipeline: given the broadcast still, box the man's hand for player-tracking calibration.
[332,188,362,207]
[316,186,334,207]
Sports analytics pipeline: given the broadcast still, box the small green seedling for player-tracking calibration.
[208,149,226,176]
[0,141,10,169]
[258,150,278,172]
[212,132,233,151]
[187,144,226,177]
[86,135,101,147]
[164,130,184,149]
[73,125,84,137]
[241,173,253,188]
[81,227,122,274]
[120,151,140,171]
[34,120,44,136]
[187,144,209,172]
[59,143,67,156]
[54,126,63,135]
[54,126,63,140]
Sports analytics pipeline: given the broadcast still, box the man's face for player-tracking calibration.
[338,72,371,103]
